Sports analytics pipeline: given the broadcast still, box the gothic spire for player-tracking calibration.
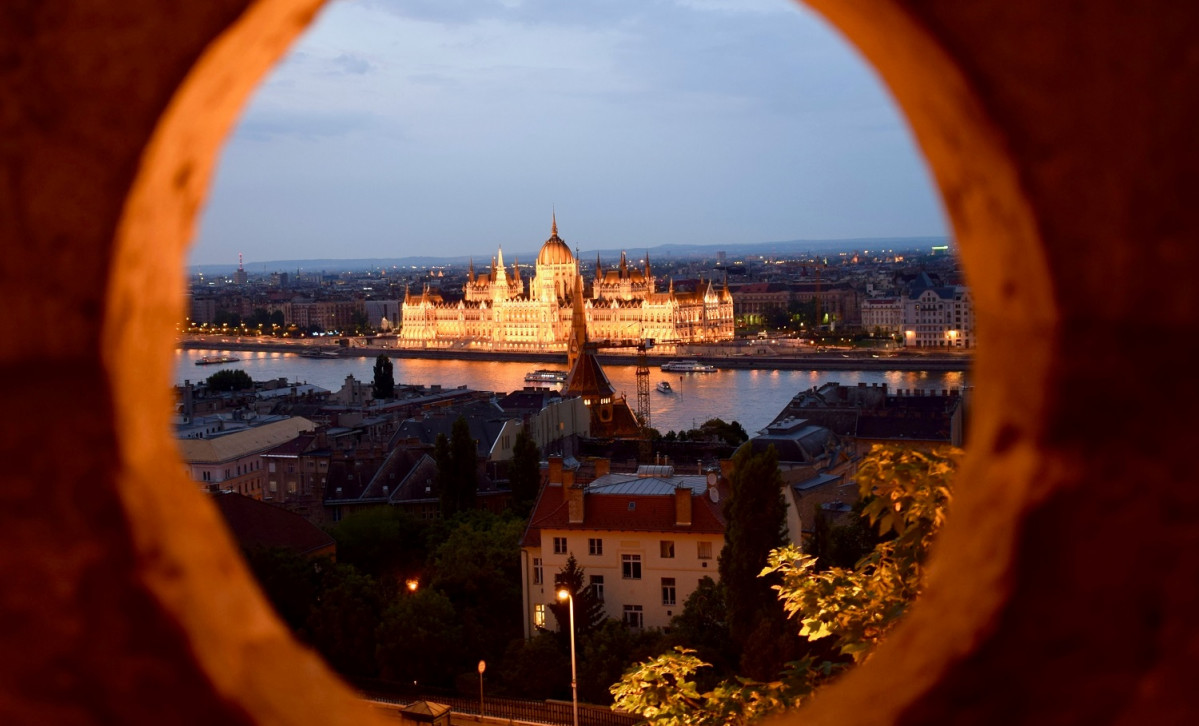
[552,209,558,237]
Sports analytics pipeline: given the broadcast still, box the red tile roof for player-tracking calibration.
[521,483,726,547]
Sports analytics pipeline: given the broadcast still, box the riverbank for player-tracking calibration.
[178,336,971,372]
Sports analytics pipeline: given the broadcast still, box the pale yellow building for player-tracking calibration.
[520,458,727,637]
[400,217,734,350]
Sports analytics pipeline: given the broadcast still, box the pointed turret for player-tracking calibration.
[644,250,652,278]
[568,272,588,371]
[619,250,628,276]
[468,258,475,284]
[595,253,603,280]
[552,210,558,237]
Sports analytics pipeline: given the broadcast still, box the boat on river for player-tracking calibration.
[525,369,568,384]
[656,381,673,393]
[660,360,717,373]
[298,348,341,359]
[195,355,239,366]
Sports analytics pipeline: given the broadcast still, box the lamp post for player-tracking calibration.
[557,587,579,726]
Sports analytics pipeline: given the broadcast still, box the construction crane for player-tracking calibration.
[587,336,655,430]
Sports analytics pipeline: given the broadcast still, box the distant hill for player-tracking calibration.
[188,236,951,275]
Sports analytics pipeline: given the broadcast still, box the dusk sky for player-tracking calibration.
[190,0,948,267]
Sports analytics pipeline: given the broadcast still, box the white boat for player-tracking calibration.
[525,369,567,383]
[656,381,673,393]
[195,355,239,366]
[659,360,717,373]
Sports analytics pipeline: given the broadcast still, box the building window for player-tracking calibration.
[662,577,676,606]
[589,538,603,556]
[590,574,604,601]
[697,541,713,560]
[553,537,567,555]
[660,540,675,558]
[534,603,546,629]
[533,557,543,585]
[622,554,642,580]
[623,604,644,629]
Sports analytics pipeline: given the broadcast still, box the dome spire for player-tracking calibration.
[552,208,558,237]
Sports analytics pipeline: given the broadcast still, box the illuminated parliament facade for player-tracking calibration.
[399,218,734,350]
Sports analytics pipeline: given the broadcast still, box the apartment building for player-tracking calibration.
[520,457,726,637]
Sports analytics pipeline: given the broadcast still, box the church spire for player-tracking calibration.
[568,272,588,371]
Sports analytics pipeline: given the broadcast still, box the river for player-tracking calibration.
[177,348,969,436]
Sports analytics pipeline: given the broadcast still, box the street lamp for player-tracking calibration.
[557,587,579,726]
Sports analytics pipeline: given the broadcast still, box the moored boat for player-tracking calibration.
[525,369,568,383]
[195,355,240,366]
[659,360,717,373]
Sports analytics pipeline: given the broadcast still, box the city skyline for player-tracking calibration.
[192,0,948,267]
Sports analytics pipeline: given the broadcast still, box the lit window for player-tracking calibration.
[662,577,677,606]
[697,541,713,560]
[534,603,546,629]
[533,557,543,585]
[623,604,644,628]
[622,554,642,580]
[660,540,675,558]
[589,538,603,556]
[590,574,604,601]
[553,537,567,555]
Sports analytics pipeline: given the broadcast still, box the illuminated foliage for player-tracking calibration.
[612,445,960,724]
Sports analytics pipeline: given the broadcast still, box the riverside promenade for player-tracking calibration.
[178,335,971,373]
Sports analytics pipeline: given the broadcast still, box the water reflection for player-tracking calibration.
[177,349,969,436]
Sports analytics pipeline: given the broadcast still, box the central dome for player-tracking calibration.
[537,215,574,266]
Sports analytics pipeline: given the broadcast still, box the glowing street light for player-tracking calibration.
[556,586,579,726]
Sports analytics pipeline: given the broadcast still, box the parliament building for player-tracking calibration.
[399,218,734,350]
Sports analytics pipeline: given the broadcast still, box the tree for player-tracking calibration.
[612,446,960,726]
[435,433,454,517]
[205,368,253,391]
[241,547,324,634]
[446,416,478,514]
[436,418,477,517]
[325,506,431,581]
[508,429,541,516]
[718,444,789,676]
[371,354,395,399]
[428,512,526,664]
[663,577,737,687]
[376,588,464,686]
[305,563,385,678]
[547,554,607,637]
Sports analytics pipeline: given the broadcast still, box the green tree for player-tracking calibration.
[579,619,667,704]
[428,512,525,664]
[663,577,737,687]
[612,445,960,726]
[718,444,789,677]
[445,416,478,515]
[508,429,541,515]
[306,563,385,678]
[376,588,464,687]
[435,432,454,517]
[205,368,253,391]
[498,631,571,699]
[241,547,324,634]
[325,506,431,581]
[547,554,608,637]
[371,354,395,399]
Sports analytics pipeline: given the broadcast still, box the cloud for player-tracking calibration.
[330,52,374,75]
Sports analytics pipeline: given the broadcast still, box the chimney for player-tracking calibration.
[565,470,584,524]
[548,456,564,485]
[594,458,610,478]
[674,486,692,527]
